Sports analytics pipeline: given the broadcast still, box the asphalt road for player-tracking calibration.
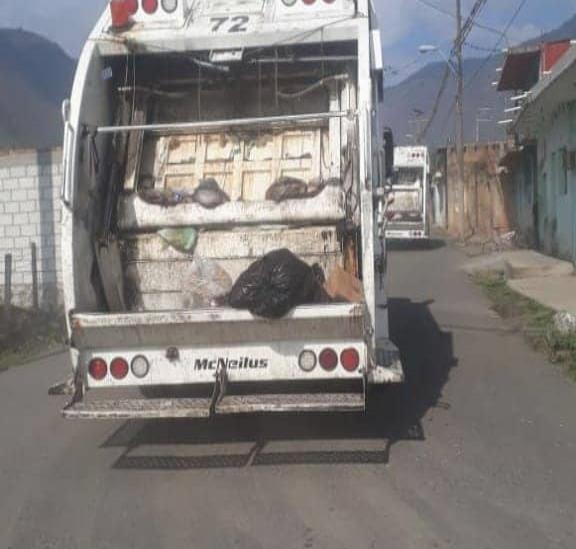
[1,243,575,549]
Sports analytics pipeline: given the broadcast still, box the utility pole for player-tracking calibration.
[455,0,466,239]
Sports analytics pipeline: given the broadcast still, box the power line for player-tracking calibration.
[465,0,530,88]
[414,0,506,41]
[417,0,488,141]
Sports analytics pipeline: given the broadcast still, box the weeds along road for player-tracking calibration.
[0,242,575,549]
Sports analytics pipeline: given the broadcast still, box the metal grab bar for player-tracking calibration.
[95,110,357,135]
[60,99,75,209]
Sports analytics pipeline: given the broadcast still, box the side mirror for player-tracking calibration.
[383,127,394,180]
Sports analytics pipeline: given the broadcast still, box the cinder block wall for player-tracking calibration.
[0,149,63,310]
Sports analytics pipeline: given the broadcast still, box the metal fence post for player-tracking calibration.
[4,253,12,325]
[31,243,39,310]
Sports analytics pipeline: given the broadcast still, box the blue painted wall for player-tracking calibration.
[535,102,576,264]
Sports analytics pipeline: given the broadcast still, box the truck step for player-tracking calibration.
[63,398,212,419]
[216,393,365,414]
[62,393,365,419]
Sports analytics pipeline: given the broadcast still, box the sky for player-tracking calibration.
[1,0,576,83]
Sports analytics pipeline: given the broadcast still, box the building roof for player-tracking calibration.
[497,40,572,93]
[516,42,576,137]
[497,45,541,92]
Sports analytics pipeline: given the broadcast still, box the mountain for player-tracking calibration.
[385,14,576,146]
[0,28,75,150]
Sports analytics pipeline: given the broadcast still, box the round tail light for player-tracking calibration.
[298,350,317,372]
[142,0,159,14]
[88,358,108,380]
[282,0,298,5]
[340,348,360,372]
[303,0,317,4]
[110,358,129,380]
[131,355,150,379]
[319,348,338,371]
[161,0,179,13]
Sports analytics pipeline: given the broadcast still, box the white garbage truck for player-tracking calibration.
[59,0,403,419]
[386,145,430,240]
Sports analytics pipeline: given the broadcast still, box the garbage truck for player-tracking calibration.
[58,0,403,419]
[386,145,430,240]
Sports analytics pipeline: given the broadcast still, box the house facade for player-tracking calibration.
[498,40,576,264]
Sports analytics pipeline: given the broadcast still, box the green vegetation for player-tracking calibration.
[475,273,576,380]
[0,308,66,371]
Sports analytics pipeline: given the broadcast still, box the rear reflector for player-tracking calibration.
[110,358,129,380]
[131,355,150,378]
[298,350,317,372]
[142,0,159,14]
[88,358,108,380]
[319,348,338,371]
[340,348,360,372]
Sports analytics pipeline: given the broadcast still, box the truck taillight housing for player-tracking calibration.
[319,348,338,371]
[131,355,150,378]
[110,0,131,28]
[89,358,108,380]
[340,348,360,372]
[110,358,130,380]
[125,0,138,14]
[161,0,178,13]
[142,0,159,14]
[298,350,317,372]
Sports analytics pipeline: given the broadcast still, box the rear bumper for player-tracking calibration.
[386,223,428,240]
[62,393,366,420]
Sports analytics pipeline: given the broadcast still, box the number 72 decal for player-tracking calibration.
[210,16,251,33]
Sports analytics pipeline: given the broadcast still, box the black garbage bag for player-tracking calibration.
[229,249,328,319]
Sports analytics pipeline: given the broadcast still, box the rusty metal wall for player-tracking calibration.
[444,142,515,239]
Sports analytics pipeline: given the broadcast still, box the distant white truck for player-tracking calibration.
[386,146,430,240]
[58,0,403,420]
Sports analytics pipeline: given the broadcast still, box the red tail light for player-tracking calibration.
[89,358,108,380]
[142,0,159,14]
[110,358,129,380]
[125,0,139,14]
[110,0,131,28]
[303,0,317,4]
[319,348,338,371]
[340,348,360,372]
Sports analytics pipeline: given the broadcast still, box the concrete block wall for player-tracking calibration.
[0,149,63,310]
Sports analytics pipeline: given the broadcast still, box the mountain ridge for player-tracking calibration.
[384,14,576,146]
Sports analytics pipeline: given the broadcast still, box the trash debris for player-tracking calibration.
[325,265,364,303]
[139,179,229,209]
[191,178,230,209]
[229,249,329,319]
[158,227,199,255]
[185,258,233,308]
[265,176,328,203]
[139,188,194,207]
[553,311,576,335]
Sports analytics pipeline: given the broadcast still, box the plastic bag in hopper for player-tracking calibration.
[228,249,328,319]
